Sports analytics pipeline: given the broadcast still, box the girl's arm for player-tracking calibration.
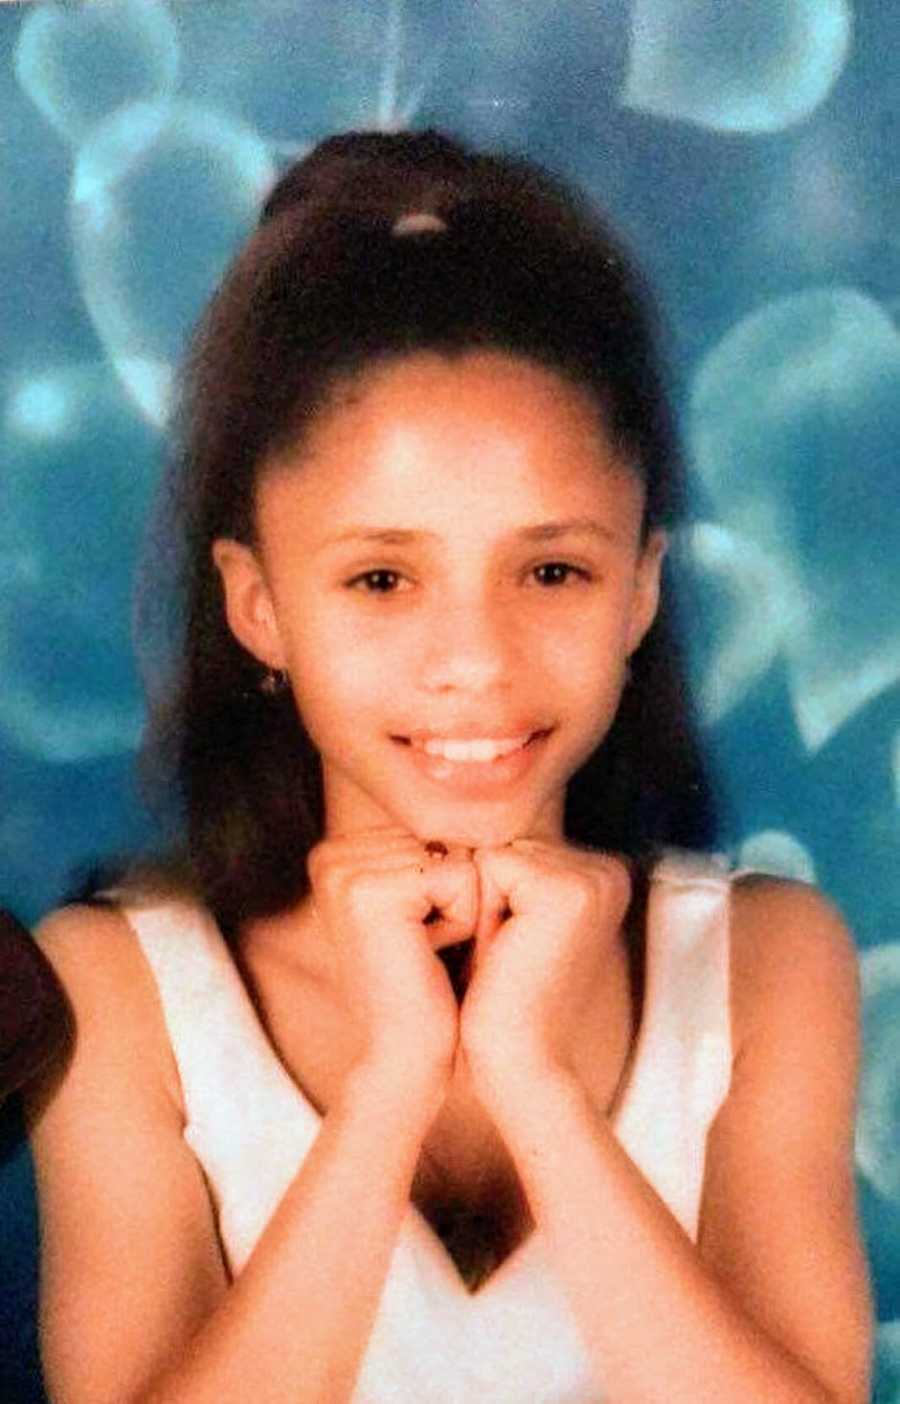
[485,877,874,1404]
[26,904,436,1404]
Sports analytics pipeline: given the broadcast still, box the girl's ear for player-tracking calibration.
[627,528,667,657]
[212,538,287,671]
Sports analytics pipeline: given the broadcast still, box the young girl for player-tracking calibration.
[26,129,873,1404]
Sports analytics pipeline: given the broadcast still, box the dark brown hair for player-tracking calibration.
[136,128,716,936]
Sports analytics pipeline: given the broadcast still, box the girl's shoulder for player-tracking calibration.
[646,848,859,1065]
[726,870,860,1072]
[29,896,186,1123]
[34,861,203,1000]
[34,898,150,1001]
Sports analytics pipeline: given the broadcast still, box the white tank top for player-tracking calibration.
[123,848,736,1403]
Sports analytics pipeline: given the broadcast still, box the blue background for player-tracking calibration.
[1,1,898,1398]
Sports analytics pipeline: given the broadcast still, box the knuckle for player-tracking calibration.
[432,856,469,886]
[306,840,337,883]
[305,842,325,878]
[561,872,594,913]
[308,850,356,909]
[599,856,632,906]
[309,856,337,896]
[346,868,391,913]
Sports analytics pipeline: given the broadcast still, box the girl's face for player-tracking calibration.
[214,351,665,850]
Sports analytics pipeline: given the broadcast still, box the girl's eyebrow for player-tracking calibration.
[319,518,619,549]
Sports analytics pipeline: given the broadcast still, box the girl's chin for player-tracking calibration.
[404,809,555,851]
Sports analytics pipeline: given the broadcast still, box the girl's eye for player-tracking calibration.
[532,562,592,587]
[346,569,408,594]
[345,563,592,594]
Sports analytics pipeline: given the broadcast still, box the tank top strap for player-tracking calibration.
[120,899,319,1240]
[613,847,734,1238]
[121,899,268,1082]
[649,846,733,888]
[645,847,733,1087]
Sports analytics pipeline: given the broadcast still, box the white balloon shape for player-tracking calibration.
[623,0,852,134]
[875,1320,900,1404]
[0,363,156,762]
[689,288,900,752]
[736,830,816,883]
[70,99,275,427]
[856,943,900,1203]
[677,521,797,726]
[14,0,179,145]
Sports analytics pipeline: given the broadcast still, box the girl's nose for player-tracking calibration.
[418,595,513,695]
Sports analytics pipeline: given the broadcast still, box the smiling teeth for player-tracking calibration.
[420,736,530,762]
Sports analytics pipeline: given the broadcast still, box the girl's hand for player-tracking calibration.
[460,839,632,1109]
[306,828,478,1112]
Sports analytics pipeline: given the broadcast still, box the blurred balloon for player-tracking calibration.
[432,0,627,153]
[0,363,158,761]
[70,98,275,427]
[736,829,816,883]
[174,0,423,141]
[856,943,900,1203]
[676,521,795,727]
[6,373,71,440]
[688,288,900,752]
[755,128,870,274]
[875,1319,900,1403]
[14,0,179,145]
[623,0,852,134]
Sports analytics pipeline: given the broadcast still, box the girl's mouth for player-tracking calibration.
[391,729,552,796]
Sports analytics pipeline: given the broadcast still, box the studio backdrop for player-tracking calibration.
[1,1,898,1399]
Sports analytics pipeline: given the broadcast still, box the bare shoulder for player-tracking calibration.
[27,903,228,1403]
[28,900,183,1123]
[35,898,140,972]
[727,872,861,1070]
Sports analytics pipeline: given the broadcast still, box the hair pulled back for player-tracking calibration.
[138,128,716,935]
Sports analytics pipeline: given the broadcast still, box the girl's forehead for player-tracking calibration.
[315,347,606,427]
[255,352,646,552]
[266,348,630,488]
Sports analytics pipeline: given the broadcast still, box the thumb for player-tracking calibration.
[473,850,510,946]
[419,853,480,943]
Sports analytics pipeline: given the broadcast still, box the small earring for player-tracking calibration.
[260,667,290,696]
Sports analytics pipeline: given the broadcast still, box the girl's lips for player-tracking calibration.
[400,726,549,747]
[392,729,552,798]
